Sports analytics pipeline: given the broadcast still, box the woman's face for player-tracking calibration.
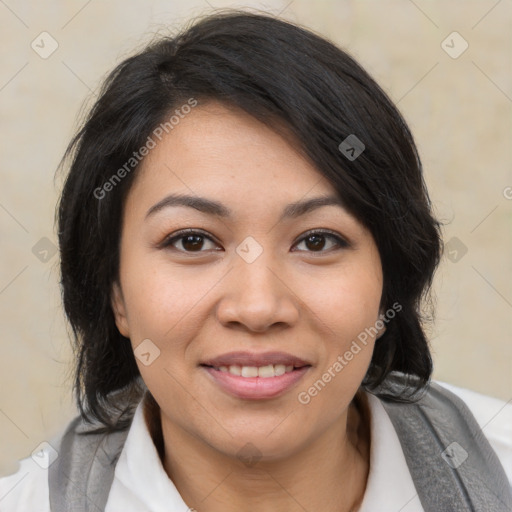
[112,101,384,461]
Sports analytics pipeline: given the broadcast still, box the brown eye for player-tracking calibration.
[293,231,348,253]
[304,234,327,251]
[162,230,219,253]
[181,234,206,251]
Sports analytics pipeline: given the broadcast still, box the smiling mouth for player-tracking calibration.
[200,358,312,400]
[201,363,307,378]
[199,351,312,399]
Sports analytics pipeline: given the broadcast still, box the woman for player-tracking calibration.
[0,11,510,512]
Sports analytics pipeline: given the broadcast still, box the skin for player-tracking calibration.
[111,101,385,512]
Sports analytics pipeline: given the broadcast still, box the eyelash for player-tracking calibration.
[160,228,349,255]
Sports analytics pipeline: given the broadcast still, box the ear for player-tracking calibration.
[111,281,130,338]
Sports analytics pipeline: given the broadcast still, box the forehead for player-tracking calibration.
[127,101,339,209]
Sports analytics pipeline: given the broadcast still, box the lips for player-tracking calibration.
[200,351,312,400]
[201,351,311,368]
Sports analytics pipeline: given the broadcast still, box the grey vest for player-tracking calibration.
[48,379,512,511]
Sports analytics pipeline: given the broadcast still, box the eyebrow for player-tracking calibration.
[145,193,346,222]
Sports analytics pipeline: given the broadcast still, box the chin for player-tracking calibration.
[206,417,309,463]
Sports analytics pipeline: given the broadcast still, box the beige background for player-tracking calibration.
[0,0,511,475]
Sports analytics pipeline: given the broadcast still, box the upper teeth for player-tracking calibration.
[217,364,294,378]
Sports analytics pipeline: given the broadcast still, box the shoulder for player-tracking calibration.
[375,374,511,483]
[436,380,512,484]
[0,415,104,511]
[0,395,144,511]
[373,375,512,510]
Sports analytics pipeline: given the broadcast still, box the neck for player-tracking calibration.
[145,391,370,512]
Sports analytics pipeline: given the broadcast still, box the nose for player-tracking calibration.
[215,253,300,333]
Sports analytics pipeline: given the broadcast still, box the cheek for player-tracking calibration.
[306,263,382,340]
[120,251,216,342]
[297,260,382,402]
[295,271,380,417]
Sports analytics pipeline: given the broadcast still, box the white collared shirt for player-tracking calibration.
[1,382,510,511]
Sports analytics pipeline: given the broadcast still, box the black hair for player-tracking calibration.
[57,10,442,430]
